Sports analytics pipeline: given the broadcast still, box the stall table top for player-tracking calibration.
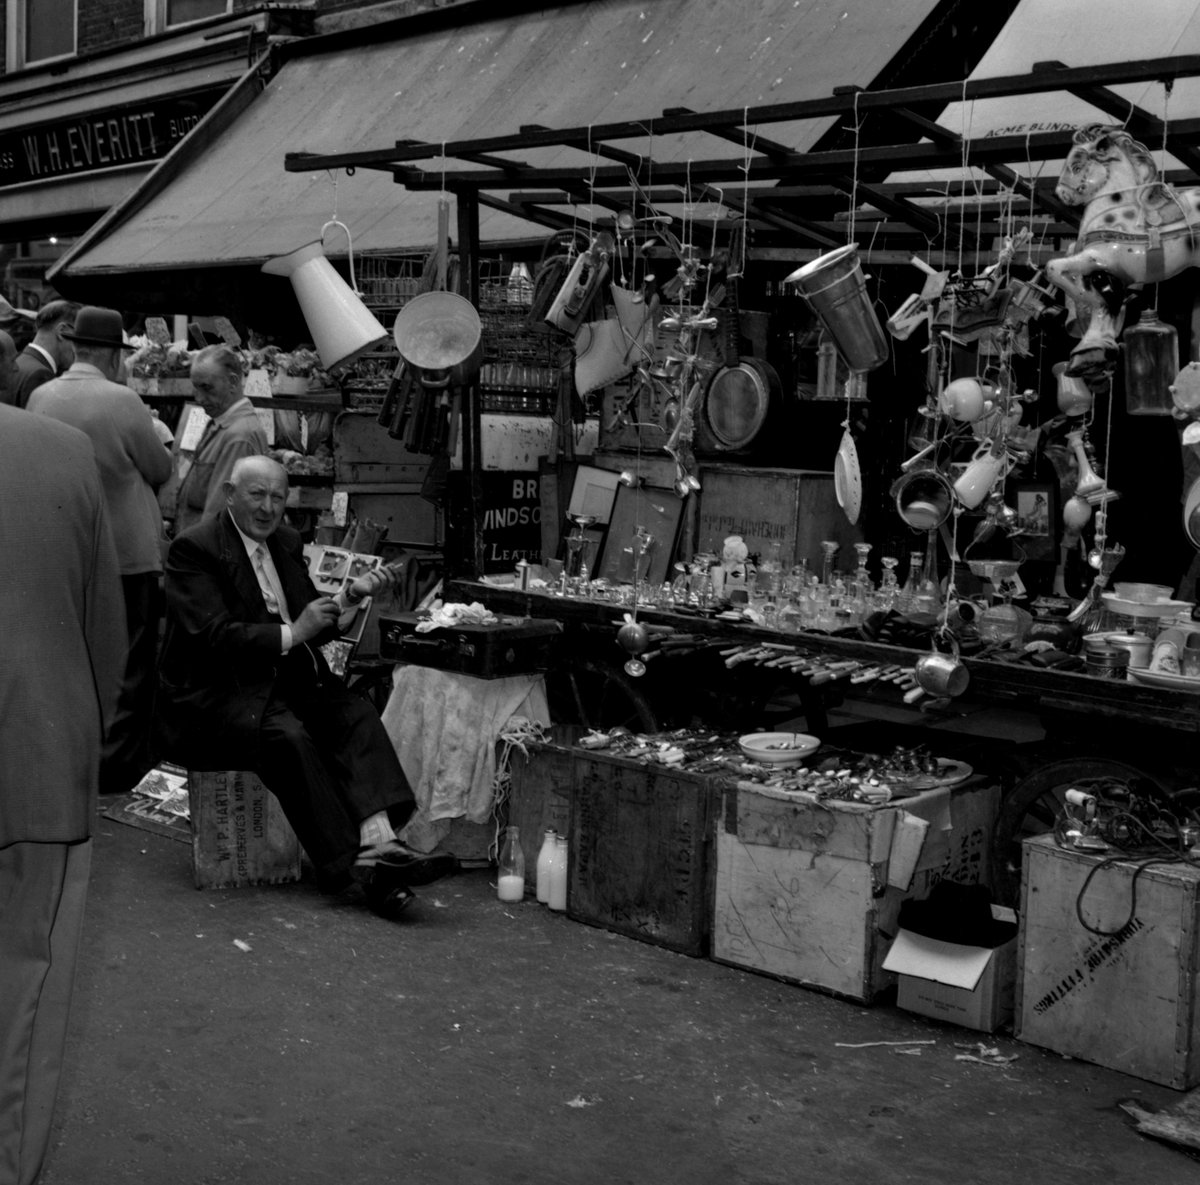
[445,578,1200,737]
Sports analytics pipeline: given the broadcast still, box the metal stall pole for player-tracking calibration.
[452,185,485,577]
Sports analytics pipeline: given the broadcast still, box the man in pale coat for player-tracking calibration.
[0,399,125,1185]
[28,306,172,796]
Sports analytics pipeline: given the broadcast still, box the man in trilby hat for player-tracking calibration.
[28,306,172,796]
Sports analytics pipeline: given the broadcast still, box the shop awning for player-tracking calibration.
[51,0,948,316]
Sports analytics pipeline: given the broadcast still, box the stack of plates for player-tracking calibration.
[1100,593,1191,619]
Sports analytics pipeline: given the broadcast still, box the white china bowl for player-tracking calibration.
[739,731,821,766]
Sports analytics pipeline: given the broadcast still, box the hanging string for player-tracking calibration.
[737,106,756,280]
[706,184,724,309]
[1154,81,1175,314]
[847,89,863,245]
[328,169,340,222]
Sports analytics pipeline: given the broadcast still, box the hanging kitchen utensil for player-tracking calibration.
[834,420,863,524]
[545,232,613,334]
[261,223,388,371]
[785,243,889,374]
[891,468,953,531]
[392,291,483,392]
[700,276,784,452]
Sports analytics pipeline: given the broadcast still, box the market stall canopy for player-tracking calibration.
[881,0,1200,241]
[49,0,953,317]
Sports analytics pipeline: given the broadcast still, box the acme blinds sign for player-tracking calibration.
[0,90,225,187]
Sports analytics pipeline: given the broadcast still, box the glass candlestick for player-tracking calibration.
[878,555,900,610]
[819,540,840,589]
[565,513,597,593]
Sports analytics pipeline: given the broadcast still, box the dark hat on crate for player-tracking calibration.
[896,880,1018,949]
[61,306,135,350]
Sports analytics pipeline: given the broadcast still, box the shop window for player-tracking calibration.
[6,0,76,68]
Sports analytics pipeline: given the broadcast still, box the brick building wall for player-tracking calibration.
[78,0,144,53]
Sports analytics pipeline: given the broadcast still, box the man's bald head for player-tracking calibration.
[224,454,288,542]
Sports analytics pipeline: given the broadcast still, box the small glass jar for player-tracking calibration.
[1124,309,1178,416]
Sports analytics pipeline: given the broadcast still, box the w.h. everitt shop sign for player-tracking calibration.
[0,89,226,186]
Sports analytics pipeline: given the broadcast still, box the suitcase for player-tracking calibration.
[377,613,561,678]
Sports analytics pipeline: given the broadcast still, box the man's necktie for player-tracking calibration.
[253,544,292,624]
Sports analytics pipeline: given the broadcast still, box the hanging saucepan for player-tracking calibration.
[392,291,483,392]
[700,355,784,452]
[890,467,954,531]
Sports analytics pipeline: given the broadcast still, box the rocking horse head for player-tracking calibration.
[1056,125,1159,206]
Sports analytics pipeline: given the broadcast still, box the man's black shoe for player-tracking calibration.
[363,872,416,920]
[354,841,457,886]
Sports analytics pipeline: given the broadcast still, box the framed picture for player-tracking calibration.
[1014,482,1055,560]
[595,482,685,587]
[566,464,621,525]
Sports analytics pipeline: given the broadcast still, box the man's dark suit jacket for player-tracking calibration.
[12,346,54,409]
[157,510,338,769]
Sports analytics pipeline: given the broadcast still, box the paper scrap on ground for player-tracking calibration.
[835,1040,936,1048]
[954,1042,1018,1066]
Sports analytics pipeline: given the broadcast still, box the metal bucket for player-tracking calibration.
[392,291,483,388]
[785,244,889,373]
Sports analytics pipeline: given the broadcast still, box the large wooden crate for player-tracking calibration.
[504,731,577,891]
[1015,835,1200,1089]
[188,770,302,889]
[711,778,1000,1002]
[569,752,717,956]
[693,466,863,572]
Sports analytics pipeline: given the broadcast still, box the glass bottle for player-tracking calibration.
[752,540,782,624]
[497,825,525,902]
[1123,309,1178,416]
[548,835,569,912]
[535,828,558,904]
[912,530,942,615]
[899,550,925,612]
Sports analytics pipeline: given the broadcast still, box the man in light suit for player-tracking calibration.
[157,456,453,919]
[0,400,125,1185]
[29,306,173,796]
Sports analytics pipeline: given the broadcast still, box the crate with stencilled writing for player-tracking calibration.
[377,612,561,678]
[569,749,719,957]
[710,775,1000,1002]
[1016,835,1200,1089]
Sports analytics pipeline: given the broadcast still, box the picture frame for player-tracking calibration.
[595,482,685,587]
[566,464,621,525]
[1013,481,1056,560]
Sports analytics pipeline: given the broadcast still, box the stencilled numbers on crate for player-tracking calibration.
[924,822,989,889]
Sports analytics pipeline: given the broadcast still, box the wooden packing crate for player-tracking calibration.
[188,769,302,889]
[1015,835,1200,1089]
[711,778,1000,1002]
[504,731,577,891]
[569,751,717,957]
[693,466,863,572]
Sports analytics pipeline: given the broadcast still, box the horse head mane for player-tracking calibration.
[1074,124,1159,183]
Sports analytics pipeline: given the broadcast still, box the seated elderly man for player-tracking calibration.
[156,455,450,918]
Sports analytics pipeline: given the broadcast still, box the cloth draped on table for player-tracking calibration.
[380,665,550,853]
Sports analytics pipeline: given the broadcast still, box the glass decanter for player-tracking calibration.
[973,559,1030,645]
